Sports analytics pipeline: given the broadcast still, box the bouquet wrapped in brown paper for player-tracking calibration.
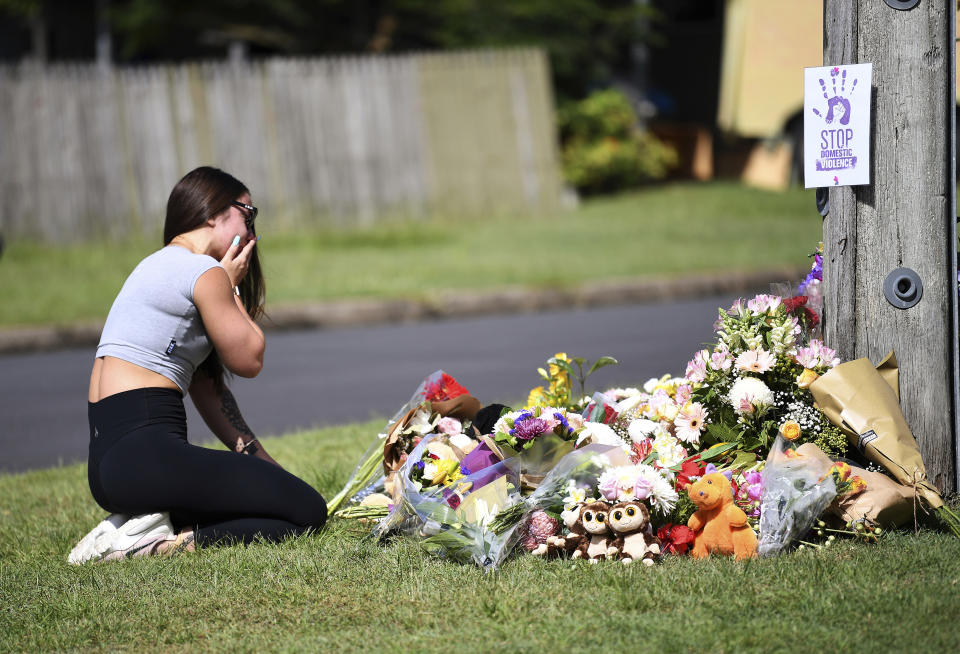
[809,352,960,536]
[795,443,917,529]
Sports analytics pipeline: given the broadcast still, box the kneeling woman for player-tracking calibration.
[82,166,326,560]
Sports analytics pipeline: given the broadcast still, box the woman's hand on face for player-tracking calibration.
[220,234,257,287]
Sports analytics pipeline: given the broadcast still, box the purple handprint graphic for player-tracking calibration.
[811,67,858,125]
[812,66,859,174]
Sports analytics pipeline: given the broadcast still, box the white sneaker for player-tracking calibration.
[93,512,175,562]
[67,513,129,565]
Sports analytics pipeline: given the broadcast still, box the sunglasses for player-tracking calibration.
[232,201,258,230]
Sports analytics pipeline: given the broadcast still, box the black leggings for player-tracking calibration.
[88,387,327,548]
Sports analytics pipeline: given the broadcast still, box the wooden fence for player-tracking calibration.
[0,49,563,243]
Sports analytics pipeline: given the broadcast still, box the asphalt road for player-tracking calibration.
[0,294,738,474]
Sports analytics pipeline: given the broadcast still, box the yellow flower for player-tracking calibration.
[527,386,549,407]
[431,458,462,485]
[549,352,571,382]
[780,420,801,441]
[653,374,677,395]
[832,461,853,481]
[848,477,867,496]
[659,403,679,422]
[796,368,820,389]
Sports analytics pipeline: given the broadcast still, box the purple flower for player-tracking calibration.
[510,416,550,441]
[414,460,425,470]
[633,478,653,501]
[553,412,572,436]
[799,255,823,295]
[459,463,472,476]
[598,473,620,501]
[743,470,763,502]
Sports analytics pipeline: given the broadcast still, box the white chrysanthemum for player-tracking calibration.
[627,418,659,443]
[491,412,514,435]
[595,463,677,514]
[575,421,626,448]
[640,466,680,515]
[598,465,648,502]
[728,377,774,414]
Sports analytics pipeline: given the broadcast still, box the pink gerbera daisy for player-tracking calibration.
[674,402,708,444]
[735,348,776,374]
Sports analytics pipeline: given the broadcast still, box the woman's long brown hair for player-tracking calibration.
[164,166,265,391]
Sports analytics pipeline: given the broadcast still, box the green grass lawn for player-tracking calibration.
[0,182,821,328]
[2,419,959,653]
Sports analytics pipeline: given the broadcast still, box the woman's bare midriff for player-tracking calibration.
[88,356,182,403]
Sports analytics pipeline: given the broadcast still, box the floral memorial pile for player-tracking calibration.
[331,257,960,569]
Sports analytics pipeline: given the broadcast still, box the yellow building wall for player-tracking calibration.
[718,1,959,138]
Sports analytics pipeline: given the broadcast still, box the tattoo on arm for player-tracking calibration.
[220,388,255,440]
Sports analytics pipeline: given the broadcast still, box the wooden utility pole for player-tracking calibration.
[822,1,958,492]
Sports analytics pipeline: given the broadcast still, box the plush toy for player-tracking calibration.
[687,465,758,560]
[570,501,616,563]
[608,501,661,566]
[532,504,585,558]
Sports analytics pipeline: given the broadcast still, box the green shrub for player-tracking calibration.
[559,89,677,194]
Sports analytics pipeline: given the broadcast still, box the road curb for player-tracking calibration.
[0,266,808,355]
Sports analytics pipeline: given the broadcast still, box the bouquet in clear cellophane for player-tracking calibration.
[375,432,520,568]
[329,370,480,518]
[376,434,623,570]
[497,442,637,558]
[757,431,837,557]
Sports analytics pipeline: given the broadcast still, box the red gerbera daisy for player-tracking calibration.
[424,373,469,402]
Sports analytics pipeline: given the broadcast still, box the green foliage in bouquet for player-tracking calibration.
[558,89,677,195]
[663,491,698,528]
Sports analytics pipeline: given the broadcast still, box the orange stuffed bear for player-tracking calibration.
[687,465,757,559]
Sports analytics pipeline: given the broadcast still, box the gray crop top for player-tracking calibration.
[96,245,224,394]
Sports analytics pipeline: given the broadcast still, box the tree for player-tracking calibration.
[106,0,656,99]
